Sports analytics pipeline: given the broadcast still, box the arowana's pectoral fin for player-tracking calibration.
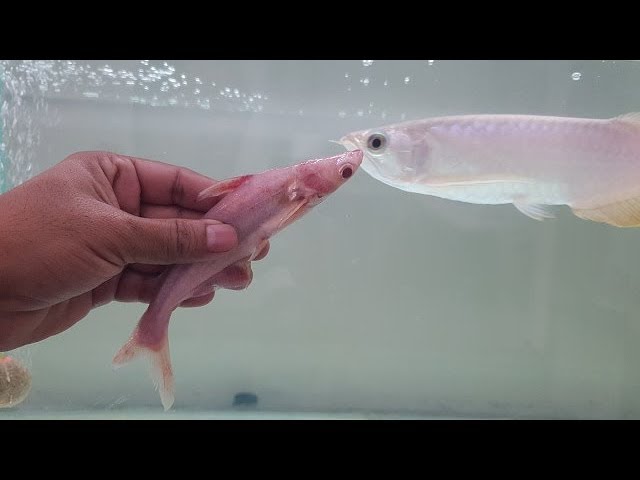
[513,201,556,221]
[572,196,640,227]
[196,175,251,202]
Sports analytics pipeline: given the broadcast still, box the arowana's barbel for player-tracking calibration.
[340,113,640,227]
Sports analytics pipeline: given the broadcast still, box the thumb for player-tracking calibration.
[115,215,238,265]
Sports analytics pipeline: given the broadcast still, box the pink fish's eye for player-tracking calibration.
[340,165,354,179]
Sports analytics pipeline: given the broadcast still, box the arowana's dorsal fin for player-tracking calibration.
[572,195,640,228]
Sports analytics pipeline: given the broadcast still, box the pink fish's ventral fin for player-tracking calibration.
[112,330,175,411]
[196,175,251,202]
[572,195,640,228]
[513,201,555,221]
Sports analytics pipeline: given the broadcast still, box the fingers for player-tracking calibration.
[123,155,222,212]
[115,261,254,306]
[215,262,253,291]
[190,263,253,295]
[113,214,238,265]
[140,204,206,220]
[179,293,216,308]
[128,264,165,274]
[113,270,161,303]
[114,270,218,305]
[128,242,269,275]
[254,241,270,261]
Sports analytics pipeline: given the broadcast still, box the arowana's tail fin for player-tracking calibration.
[112,316,175,411]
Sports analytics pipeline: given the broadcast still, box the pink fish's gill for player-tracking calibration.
[112,150,363,410]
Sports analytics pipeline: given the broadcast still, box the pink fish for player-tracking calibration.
[340,113,640,227]
[112,150,363,410]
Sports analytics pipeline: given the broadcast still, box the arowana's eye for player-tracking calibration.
[366,133,387,152]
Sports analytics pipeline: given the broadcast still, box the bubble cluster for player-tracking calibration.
[1,60,274,190]
[1,61,50,191]
[2,60,271,115]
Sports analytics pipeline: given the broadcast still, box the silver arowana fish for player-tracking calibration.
[340,113,640,227]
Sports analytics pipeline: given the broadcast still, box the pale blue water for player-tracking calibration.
[3,60,640,419]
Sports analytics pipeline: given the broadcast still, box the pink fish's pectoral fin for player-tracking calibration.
[113,328,175,411]
[196,175,251,202]
[513,201,555,221]
[572,195,640,228]
[276,200,309,231]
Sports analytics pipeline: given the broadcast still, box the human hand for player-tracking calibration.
[0,151,269,351]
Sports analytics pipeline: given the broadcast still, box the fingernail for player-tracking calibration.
[206,224,237,252]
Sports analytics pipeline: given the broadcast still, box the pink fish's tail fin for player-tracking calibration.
[112,310,175,411]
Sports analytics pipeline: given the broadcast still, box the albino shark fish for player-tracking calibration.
[113,150,363,410]
[340,113,640,227]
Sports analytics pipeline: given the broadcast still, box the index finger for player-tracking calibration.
[123,155,221,212]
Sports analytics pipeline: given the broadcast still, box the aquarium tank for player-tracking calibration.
[2,60,640,419]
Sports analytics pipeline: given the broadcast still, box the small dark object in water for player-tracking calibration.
[233,392,258,407]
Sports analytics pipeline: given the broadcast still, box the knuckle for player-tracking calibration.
[112,214,142,263]
[64,150,110,167]
[172,219,195,257]
[63,151,125,180]
[171,169,186,205]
